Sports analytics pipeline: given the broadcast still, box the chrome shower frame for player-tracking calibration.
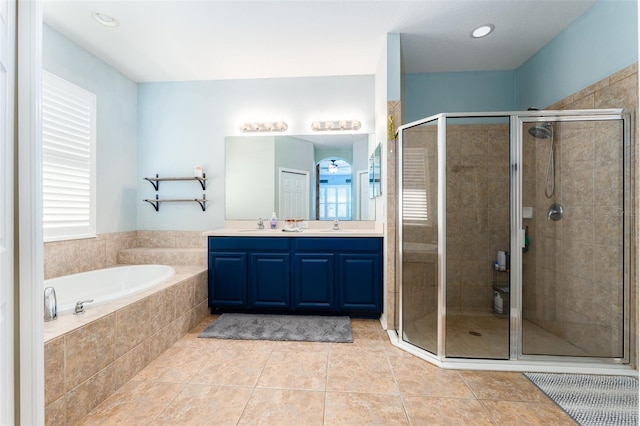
[396,109,634,374]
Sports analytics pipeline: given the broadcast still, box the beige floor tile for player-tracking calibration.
[75,381,183,425]
[237,388,325,426]
[155,384,253,425]
[327,352,397,394]
[402,395,494,425]
[134,346,210,383]
[74,316,587,426]
[389,353,475,398]
[192,348,271,387]
[324,392,408,425]
[269,339,333,353]
[460,370,551,402]
[482,400,576,425]
[257,350,328,391]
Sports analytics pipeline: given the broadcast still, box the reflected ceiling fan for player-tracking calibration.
[321,159,350,174]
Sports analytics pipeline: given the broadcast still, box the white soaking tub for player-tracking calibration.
[45,264,175,314]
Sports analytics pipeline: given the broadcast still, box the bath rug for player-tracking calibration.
[198,313,353,343]
[524,372,638,426]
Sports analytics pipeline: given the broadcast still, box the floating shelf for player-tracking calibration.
[143,194,207,211]
[144,173,207,191]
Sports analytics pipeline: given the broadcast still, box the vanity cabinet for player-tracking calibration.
[209,237,289,309]
[208,236,382,317]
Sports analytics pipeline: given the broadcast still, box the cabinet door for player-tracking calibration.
[209,252,247,307]
[249,253,290,309]
[337,253,381,313]
[292,253,335,310]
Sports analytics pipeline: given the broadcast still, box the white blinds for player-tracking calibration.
[42,71,96,241]
[402,147,430,224]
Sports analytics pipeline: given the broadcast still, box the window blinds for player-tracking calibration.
[42,71,96,241]
[402,147,430,224]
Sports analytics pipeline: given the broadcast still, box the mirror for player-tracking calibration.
[369,143,382,198]
[225,134,375,221]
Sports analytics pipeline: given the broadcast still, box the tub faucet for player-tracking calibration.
[74,299,94,315]
[44,287,57,322]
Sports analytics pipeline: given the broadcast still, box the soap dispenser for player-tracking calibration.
[270,212,278,230]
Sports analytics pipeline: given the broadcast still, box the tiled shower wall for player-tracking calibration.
[525,63,638,356]
[44,230,207,279]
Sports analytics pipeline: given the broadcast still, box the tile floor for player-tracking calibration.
[76,316,575,425]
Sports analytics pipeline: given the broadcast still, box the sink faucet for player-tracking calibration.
[257,218,264,229]
[74,299,94,315]
[333,218,340,230]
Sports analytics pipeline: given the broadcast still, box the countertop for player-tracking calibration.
[203,221,384,238]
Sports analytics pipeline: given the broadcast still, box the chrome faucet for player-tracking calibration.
[257,218,264,229]
[333,218,340,230]
[74,299,94,315]
[44,287,57,322]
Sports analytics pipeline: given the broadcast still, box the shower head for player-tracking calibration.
[528,122,553,139]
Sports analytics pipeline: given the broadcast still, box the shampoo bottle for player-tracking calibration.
[270,212,277,230]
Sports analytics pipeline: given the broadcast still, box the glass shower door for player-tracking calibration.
[443,116,511,360]
[399,119,439,355]
[520,116,627,359]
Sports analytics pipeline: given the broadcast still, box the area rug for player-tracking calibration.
[198,313,353,343]
[524,372,638,426]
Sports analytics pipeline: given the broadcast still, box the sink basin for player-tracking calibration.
[318,229,355,233]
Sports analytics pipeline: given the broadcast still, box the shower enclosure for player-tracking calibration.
[397,110,633,371]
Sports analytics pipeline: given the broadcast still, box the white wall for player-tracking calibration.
[43,25,138,234]
[137,76,374,231]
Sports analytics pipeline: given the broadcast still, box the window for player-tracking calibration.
[319,185,352,220]
[42,71,96,241]
[402,147,430,225]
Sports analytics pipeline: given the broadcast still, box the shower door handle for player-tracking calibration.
[520,229,526,248]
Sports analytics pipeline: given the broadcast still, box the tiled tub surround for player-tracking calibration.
[44,265,208,425]
[44,230,207,280]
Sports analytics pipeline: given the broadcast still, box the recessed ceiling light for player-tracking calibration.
[92,11,119,28]
[471,24,494,39]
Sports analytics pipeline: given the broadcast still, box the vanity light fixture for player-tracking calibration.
[471,24,494,39]
[239,121,288,132]
[311,120,361,131]
[92,11,120,27]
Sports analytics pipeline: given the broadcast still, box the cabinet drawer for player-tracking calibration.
[209,236,289,251]
[293,237,382,252]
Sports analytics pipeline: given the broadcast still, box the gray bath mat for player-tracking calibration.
[524,372,638,426]
[198,313,353,343]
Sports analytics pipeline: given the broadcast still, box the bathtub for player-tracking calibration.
[45,264,175,314]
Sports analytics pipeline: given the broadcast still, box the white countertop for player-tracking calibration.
[203,221,384,238]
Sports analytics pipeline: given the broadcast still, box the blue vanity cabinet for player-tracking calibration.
[337,252,382,312]
[292,252,335,310]
[292,237,382,316]
[208,235,382,316]
[249,252,290,309]
[208,237,290,310]
[208,251,247,307]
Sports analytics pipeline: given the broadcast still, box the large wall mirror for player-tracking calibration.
[226,134,376,221]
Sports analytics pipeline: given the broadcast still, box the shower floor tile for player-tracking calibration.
[403,311,588,358]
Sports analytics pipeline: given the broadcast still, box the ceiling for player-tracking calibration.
[43,0,597,83]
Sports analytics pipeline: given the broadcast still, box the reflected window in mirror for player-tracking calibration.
[317,158,352,220]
